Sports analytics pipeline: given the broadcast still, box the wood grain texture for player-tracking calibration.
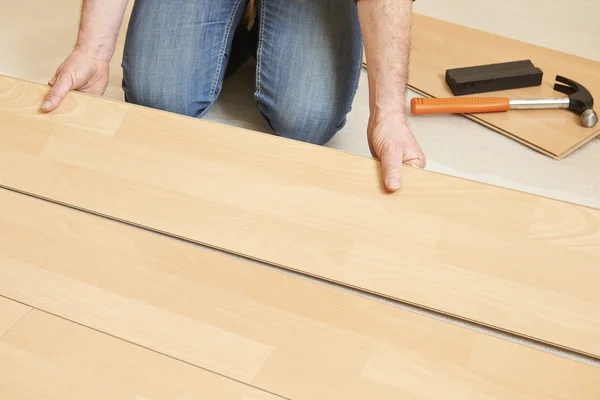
[0,189,599,399]
[0,74,599,358]
[399,14,600,158]
[0,297,30,337]
[0,310,281,400]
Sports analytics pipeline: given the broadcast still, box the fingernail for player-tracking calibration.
[41,101,51,110]
[386,178,401,190]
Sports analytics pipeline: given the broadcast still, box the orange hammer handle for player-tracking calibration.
[411,97,511,114]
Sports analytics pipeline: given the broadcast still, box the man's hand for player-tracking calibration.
[41,49,110,112]
[368,114,426,192]
[40,0,129,112]
[357,0,424,191]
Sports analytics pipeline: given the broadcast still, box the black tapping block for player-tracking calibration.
[445,60,543,96]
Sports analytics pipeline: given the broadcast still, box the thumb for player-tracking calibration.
[379,145,403,192]
[41,73,72,112]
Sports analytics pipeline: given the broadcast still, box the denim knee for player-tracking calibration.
[120,0,247,118]
[258,99,348,145]
[122,75,215,118]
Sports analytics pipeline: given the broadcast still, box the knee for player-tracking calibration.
[122,73,214,118]
[259,98,348,145]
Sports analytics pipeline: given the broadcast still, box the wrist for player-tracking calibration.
[74,36,116,62]
[367,74,409,124]
[369,106,408,126]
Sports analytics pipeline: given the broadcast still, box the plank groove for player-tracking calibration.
[0,189,599,399]
[0,310,282,400]
[0,74,599,357]
[0,297,31,337]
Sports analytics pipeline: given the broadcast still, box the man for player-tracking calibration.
[41,0,426,191]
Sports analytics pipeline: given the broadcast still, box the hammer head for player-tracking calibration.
[553,75,598,127]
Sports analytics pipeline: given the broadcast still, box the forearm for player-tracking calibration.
[357,0,414,122]
[74,0,130,61]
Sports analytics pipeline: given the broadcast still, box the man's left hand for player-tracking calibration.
[368,114,426,192]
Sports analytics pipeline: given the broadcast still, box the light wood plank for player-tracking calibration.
[0,297,30,337]
[0,190,598,399]
[406,14,600,158]
[0,74,599,357]
[0,309,281,400]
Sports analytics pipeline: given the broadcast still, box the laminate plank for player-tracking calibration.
[0,309,281,400]
[0,189,599,399]
[406,14,600,158]
[0,74,599,357]
[0,297,31,337]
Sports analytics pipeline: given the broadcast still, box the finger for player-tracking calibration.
[41,74,72,112]
[380,146,403,192]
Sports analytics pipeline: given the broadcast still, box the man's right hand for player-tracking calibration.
[41,49,110,112]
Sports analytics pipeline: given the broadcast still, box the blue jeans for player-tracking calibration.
[121,0,363,145]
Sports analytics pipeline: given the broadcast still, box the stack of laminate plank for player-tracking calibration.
[0,74,599,399]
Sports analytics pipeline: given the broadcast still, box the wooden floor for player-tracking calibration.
[0,74,599,398]
[0,298,281,400]
[1,0,599,394]
[1,74,599,360]
[1,190,599,399]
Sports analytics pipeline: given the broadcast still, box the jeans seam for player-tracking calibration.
[254,0,266,99]
[209,0,244,103]
[347,42,363,115]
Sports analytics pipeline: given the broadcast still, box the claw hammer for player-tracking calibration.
[411,75,598,128]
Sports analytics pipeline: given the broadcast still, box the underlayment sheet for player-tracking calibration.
[1,74,599,359]
[364,13,600,159]
[1,190,599,399]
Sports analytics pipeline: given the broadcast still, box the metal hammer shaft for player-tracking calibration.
[411,96,597,127]
[509,97,570,109]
